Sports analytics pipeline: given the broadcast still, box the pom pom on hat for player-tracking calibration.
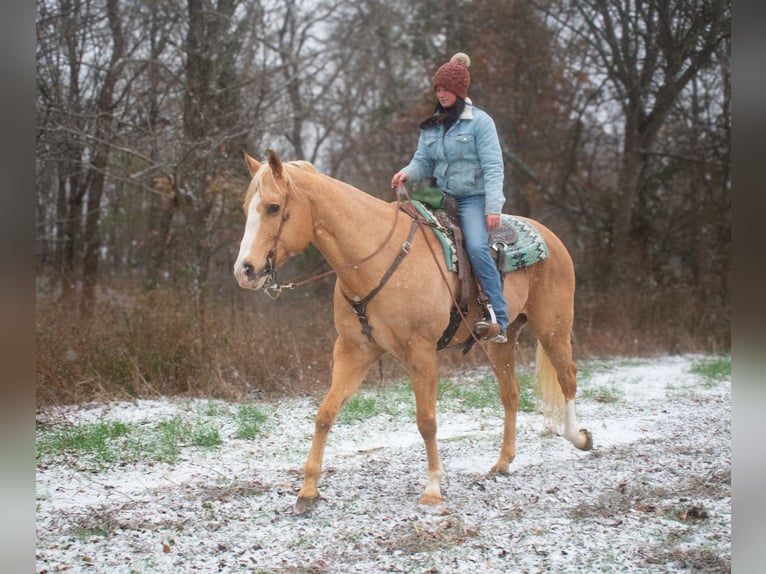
[433,52,471,100]
[449,52,471,67]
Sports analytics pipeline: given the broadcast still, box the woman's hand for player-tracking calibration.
[486,213,501,230]
[391,172,408,189]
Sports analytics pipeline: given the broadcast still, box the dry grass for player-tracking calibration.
[36,283,338,406]
[36,278,729,406]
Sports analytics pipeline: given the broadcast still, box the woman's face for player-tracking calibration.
[435,87,458,108]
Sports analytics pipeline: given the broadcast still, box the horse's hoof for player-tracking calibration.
[418,493,442,506]
[578,428,593,451]
[294,495,319,515]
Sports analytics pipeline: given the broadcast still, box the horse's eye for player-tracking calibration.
[266,203,280,215]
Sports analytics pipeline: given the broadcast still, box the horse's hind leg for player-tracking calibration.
[295,337,381,514]
[537,330,593,451]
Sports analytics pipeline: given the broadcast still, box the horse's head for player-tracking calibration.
[233,150,313,291]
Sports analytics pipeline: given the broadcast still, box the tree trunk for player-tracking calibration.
[145,177,178,288]
[611,121,643,268]
[79,0,124,318]
[80,161,106,317]
[61,175,84,302]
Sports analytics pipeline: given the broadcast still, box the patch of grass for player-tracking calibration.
[158,417,186,447]
[190,423,221,448]
[690,356,730,385]
[72,526,109,540]
[37,417,184,466]
[37,413,225,467]
[575,363,595,386]
[579,384,623,404]
[339,395,380,423]
[518,373,537,413]
[197,400,229,418]
[37,420,130,461]
[126,417,185,464]
[575,359,630,403]
[337,379,414,425]
[235,404,269,439]
[336,372,539,424]
[439,375,498,410]
[439,373,537,413]
[612,357,645,368]
[575,359,619,386]
[383,379,417,403]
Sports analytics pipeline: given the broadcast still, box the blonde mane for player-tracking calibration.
[244,158,316,206]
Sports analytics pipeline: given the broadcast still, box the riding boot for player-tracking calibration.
[474,297,508,343]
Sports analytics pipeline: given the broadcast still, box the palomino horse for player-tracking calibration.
[234,150,592,514]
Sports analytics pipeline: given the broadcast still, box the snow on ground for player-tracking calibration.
[36,355,731,573]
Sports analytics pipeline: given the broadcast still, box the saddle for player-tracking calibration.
[401,191,549,351]
[404,192,549,278]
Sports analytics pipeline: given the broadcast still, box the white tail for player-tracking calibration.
[535,341,566,432]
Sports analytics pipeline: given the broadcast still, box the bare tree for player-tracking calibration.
[36,0,89,300]
[546,0,730,282]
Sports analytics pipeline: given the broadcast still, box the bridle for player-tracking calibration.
[260,177,408,300]
[261,178,295,298]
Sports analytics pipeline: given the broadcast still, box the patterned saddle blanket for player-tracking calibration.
[408,200,549,273]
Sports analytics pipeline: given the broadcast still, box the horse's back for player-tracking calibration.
[504,217,575,334]
[518,216,575,281]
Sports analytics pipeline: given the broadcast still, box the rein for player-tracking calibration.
[261,178,409,300]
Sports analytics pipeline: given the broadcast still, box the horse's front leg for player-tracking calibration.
[407,344,443,506]
[295,337,380,514]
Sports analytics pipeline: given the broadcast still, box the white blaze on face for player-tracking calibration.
[233,190,263,283]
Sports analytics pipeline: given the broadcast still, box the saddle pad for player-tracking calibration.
[408,202,548,273]
[409,200,457,271]
[490,215,549,271]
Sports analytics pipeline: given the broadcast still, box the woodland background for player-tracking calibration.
[35,0,731,405]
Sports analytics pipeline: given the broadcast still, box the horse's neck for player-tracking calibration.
[304,175,401,290]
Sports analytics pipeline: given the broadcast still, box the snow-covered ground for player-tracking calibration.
[36,355,730,573]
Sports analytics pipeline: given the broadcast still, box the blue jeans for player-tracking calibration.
[454,194,510,332]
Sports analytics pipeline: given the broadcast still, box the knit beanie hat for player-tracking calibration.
[432,52,471,100]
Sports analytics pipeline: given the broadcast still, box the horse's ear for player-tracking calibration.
[267,149,283,179]
[243,151,261,177]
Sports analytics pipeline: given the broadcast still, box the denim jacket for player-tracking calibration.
[401,98,505,215]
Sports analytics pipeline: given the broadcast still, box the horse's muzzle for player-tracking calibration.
[233,261,268,290]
